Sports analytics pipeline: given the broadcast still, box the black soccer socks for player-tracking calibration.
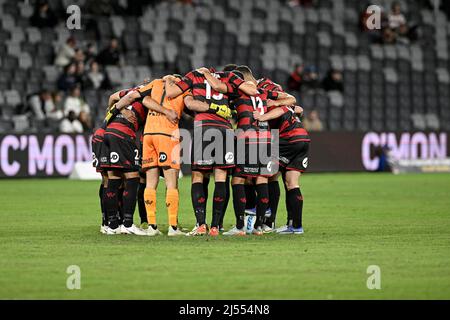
[245,183,256,210]
[211,182,226,228]
[104,178,122,229]
[191,182,206,225]
[99,183,106,226]
[232,184,246,229]
[255,183,269,228]
[265,180,280,227]
[122,177,139,228]
[137,182,147,224]
[287,188,303,229]
[219,175,231,228]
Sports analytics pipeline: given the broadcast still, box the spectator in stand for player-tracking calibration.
[64,85,90,117]
[382,27,397,44]
[78,111,93,132]
[30,1,58,28]
[48,91,64,120]
[303,110,324,132]
[287,64,304,92]
[388,2,407,32]
[29,89,64,121]
[60,111,83,133]
[322,69,344,92]
[28,89,53,120]
[302,65,320,91]
[54,37,76,68]
[75,61,88,89]
[73,48,86,63]
[96,38,122,66]
[84,43,97,65]
[85,61,108,89]
[388,2,410,43]
[57,63,80,92]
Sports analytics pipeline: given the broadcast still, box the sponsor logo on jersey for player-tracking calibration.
[110,152,119,163]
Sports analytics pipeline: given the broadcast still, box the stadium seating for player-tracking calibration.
[0,0,449,132]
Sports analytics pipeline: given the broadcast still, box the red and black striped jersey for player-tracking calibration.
[257,77,283,92]
[92,127,105,142]
[234,89,279,143]
[268,105,310,143]
[105,88,147,139]
[175,69,244,128]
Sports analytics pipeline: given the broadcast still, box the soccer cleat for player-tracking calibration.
[219,226,225,232]
[275,225,290,233]
[106,226,121,235]
[223,226,246,236]
[167,226,186,237]
[252,227,263,236]
[186,224,208,236]
[100,225,108,234]
[120,224,148,236]
[278,226,304,235]
[209,227,219,237]
[261,224,274,234]
[146,225,162,236]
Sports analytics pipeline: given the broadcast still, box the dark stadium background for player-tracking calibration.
[0,0,449,178]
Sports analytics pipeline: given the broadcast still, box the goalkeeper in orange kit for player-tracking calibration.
[135,75,211,236]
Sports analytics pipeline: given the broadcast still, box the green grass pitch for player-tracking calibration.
[0,173,449,299]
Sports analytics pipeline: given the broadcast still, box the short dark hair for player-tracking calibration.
[222,64,238,72]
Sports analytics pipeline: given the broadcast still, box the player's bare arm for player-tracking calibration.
[183,95,210,112]
[115,90,141,110]
[267,92,296,107]
[120,108,137,124]
[108,90,122,108]
[253,106,286,122]
[163,75,184,98]
[238,81,259,96]
[142,96,178,124]
[197,67,228,94]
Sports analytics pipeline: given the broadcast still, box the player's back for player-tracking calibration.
[144,79,186,136]
[178,69,238,128]
[107,88,147,139]
[233,89,277,143]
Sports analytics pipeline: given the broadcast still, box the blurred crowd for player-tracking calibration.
[360,1,419,45]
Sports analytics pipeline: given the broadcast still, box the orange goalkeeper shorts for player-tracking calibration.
[142,133,180,170]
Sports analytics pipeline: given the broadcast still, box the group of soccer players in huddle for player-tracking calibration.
[91,64,310,237]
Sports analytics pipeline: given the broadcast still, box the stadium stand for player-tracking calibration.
[0,0,449,133]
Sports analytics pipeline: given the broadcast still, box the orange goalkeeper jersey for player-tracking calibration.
[140,79,190,136]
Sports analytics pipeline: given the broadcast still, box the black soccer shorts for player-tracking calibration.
[100,133,140,172]
[191,125,235,172]
[233,139,276,177]
[278,139,310,172]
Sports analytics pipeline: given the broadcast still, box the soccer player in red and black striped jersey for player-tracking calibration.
[164,67,258,236]
[253,83,310,235]
[92,88,135,234]
[99,87,149,235]
[215,66,296,236]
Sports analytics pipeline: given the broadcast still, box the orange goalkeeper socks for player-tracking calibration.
[166,189,179,227]
[144,188,157,225]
